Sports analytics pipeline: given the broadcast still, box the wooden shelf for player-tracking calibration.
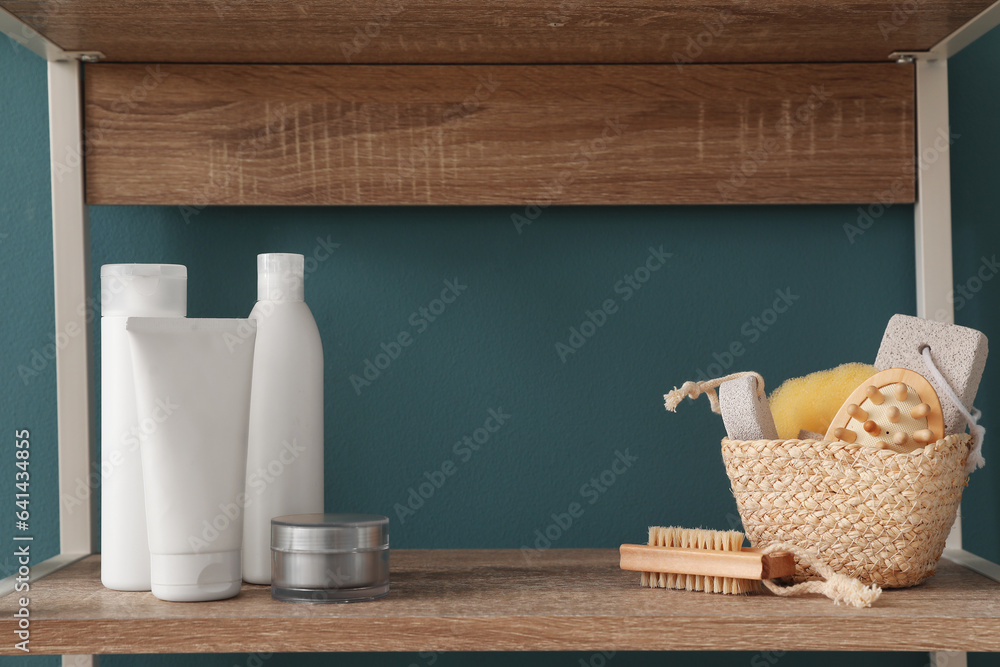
[0,0,995,64]
[83,62,915,206]
[2,550,998,655]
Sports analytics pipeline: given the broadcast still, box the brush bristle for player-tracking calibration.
[640,526,760,595]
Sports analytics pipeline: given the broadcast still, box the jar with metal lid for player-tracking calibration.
[270,513,389,603]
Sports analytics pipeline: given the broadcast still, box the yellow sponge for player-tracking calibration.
[769,363,878,440]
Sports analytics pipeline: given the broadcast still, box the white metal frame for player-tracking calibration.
[1,4,1000,665]
[49,57,98,667]
[0,6,101,62]
[907,3,1000,661]
[913,55,967,667]
[0,9,99,665]
[48,59,95,559]
[893,0,1000,61]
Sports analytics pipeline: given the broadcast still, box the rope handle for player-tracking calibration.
[920,345,986,472]
[759,542,882,608]
[663,371,766,415]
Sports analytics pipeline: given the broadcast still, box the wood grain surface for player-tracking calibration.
[0,550,998,654]
[619,544,797,580]
[0,0,993,63]
[84,62,915,206]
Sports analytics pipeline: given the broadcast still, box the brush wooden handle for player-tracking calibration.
[619,544,795,580]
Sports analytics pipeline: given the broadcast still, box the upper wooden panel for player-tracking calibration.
[1,551,998,654]
[0,0,993,63]
[84,62,914,206]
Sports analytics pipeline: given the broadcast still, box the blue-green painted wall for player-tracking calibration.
[2,26,999,667]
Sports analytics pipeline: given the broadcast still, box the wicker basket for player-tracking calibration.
[721,433,973,588]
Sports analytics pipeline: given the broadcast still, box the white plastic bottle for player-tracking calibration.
[243,253,325,584]
[101,263,187,591]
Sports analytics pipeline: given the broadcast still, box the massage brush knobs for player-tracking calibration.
[824,369,944,453]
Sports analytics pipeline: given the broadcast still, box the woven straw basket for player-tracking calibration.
[721,433,973,588]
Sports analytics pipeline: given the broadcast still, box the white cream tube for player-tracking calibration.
[127,317,257,602]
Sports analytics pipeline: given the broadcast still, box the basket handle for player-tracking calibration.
[663,371,766,415]
[759,542,882,608]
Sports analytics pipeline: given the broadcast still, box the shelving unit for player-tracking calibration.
[1,550,999,655]
[2,1,1000,665]
[1,0,997,64]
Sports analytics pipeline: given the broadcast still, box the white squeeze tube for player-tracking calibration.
[126,317,257,602]
[243,253,325,584]
[101,263,187,592]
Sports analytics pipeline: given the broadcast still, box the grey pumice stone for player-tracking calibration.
[875,314,987,435]
[719,374,779,441]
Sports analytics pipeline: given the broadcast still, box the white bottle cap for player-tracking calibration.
[101,264,187,318]
[150,551,242,602]
[257,253,304,302]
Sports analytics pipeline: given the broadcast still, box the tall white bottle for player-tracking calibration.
[101,263,187,591]
[243,253,325,584]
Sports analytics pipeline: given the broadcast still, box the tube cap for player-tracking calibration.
[101,264,187,318]
[257,253,304,302]
[150,551,242,602]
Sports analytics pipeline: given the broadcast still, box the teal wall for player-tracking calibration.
[2,26,1000,667]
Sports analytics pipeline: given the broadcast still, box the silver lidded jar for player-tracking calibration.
[270,513,389,603]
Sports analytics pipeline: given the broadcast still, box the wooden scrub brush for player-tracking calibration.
[619,526,795,595]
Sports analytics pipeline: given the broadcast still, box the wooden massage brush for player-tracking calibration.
[823,368,944,453]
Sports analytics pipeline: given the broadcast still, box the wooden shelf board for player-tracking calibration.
[0,0,994,64]
[83,62,915,206]
[1,550,998,655]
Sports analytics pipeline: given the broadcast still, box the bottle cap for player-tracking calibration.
[257,253,304,302]
[100,264,187,317]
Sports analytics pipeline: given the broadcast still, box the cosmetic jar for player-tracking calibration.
[271,514,389,603]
